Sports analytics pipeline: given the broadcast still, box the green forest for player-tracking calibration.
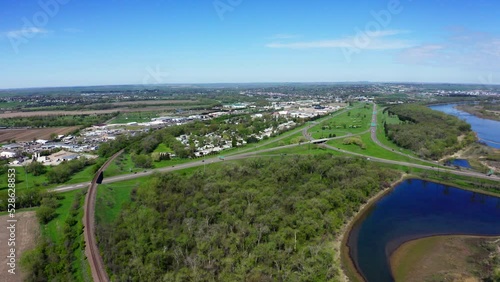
[96,155,400,281]
[384,104,475,159]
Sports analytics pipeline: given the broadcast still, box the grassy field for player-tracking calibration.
[108,111,161,124]
[0,101,26,109]
[42,190,80,241]
[0,159,102,194]
[326,133,432,165]
[65,164,99,184]
[105,154,136,177]
[105,152,204,178]
[308,104,372,139]
[256,143,343,156]
[154,143,174,153]
[96,177,146,224]
[1,166,50,192]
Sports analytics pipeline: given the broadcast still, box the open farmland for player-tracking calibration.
[0,212,39,282]
[0,104,211,119]
[0,126,79,142]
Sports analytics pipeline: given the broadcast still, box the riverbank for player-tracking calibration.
[339,173,408,282]
[456,104,500,122]
[390,235,500,282]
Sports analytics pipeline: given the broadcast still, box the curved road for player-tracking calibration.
[52,138,498,196]
[300,103,436,167]
[369,103,439,166]
[50,105,499,196]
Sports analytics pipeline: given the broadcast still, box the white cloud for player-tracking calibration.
[266,30,413,50]
[397,29,500,71]
[4,27,49,38]
[397,45,444,64]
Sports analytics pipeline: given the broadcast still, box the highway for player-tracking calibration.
[50,104,499,194]
[369,103,438,166]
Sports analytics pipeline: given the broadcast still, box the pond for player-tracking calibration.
[346,179,500,282]
[447,159,471,168]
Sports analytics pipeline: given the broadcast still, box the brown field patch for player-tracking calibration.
[0,103,207,119]
[0,212,39,282]
[391,235,496,282]
[0,127,80,142]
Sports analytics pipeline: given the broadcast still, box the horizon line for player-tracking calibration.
[1,81,499,91]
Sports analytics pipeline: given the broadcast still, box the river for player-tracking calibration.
[429,104,500,149]
[347,179,500,282]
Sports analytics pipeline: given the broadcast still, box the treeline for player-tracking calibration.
[0,113,118,128]
[0,185,48,212]
[21,157,97,184]
[46,157,97,184]
[0,159,48,211]
[384,104,475,159]
[21,191,88,281]
[97,155,400,281]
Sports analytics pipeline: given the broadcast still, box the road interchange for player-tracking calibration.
[52,104,499,195]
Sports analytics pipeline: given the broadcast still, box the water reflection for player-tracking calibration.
[347,179,500,282]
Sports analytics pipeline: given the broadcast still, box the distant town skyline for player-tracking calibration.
[1,0,500,88]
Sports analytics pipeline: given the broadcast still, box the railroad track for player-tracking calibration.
[83,150,124,282]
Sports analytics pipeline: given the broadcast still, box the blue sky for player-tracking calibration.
[1,0,500,88]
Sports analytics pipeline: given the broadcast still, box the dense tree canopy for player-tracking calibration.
[97,155,400,281]
[25,161,47,176]
[384,105,475,159]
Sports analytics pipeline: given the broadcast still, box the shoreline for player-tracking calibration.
[338,173,408,282]
[403,175,500,198]
[339,174,500,282]
[455,104,500,122]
